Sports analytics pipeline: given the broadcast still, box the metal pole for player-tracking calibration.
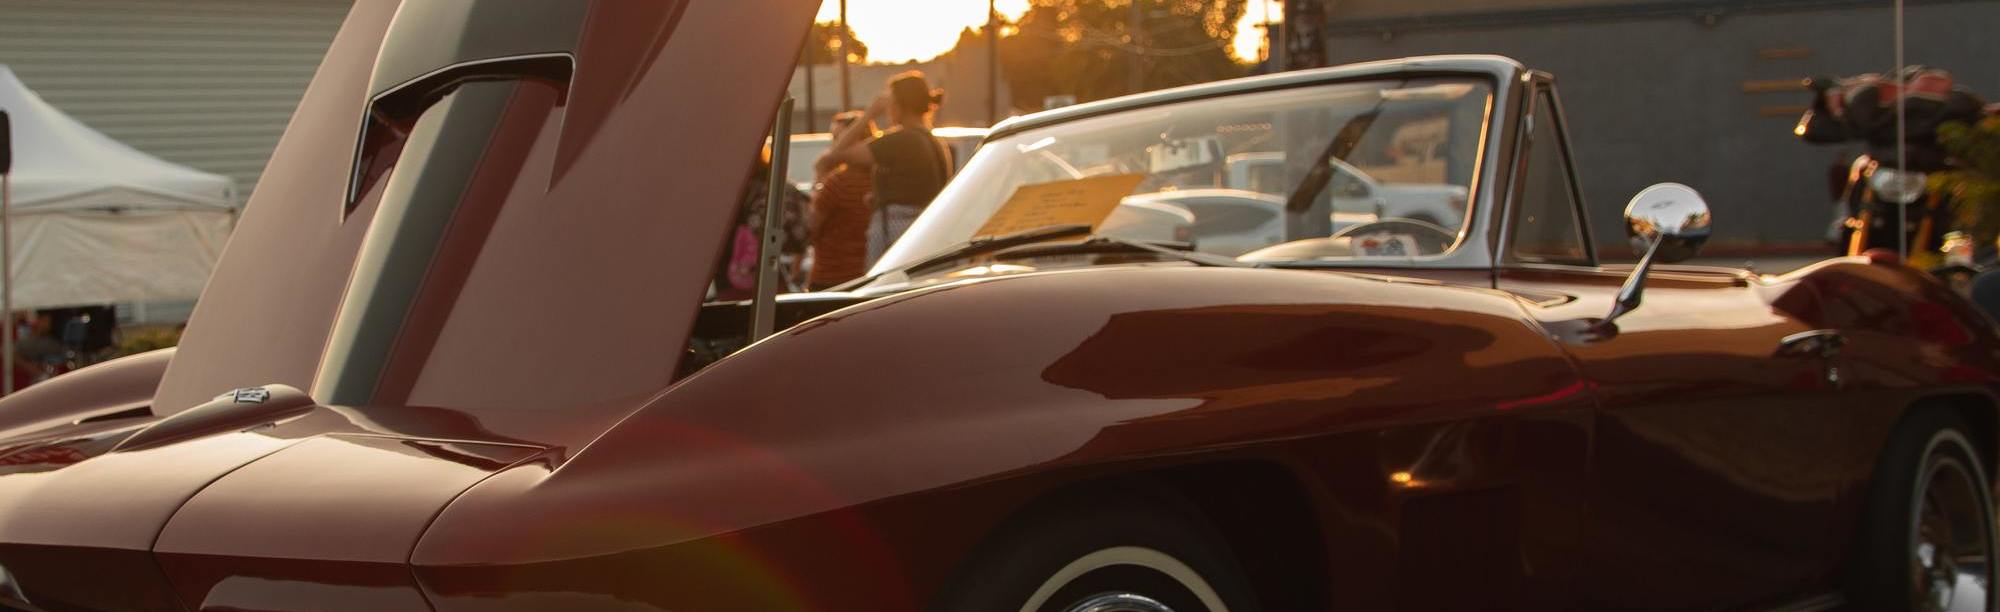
[839,0,853,112]
[1128,0,1144,93]
[804,48,818,133]
[988,0,1000,125]
[1275,0,1290,71]
[1264,0,1277,64]
[752,97,796,343]
[1894,0,1908,261]
[2,170,11,395]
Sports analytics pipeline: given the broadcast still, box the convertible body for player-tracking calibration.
[1,2,1997,611]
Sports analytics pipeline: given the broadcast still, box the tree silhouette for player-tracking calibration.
[1013,0,1248,106]
[936,0,1248,112]
[804,21,869,65]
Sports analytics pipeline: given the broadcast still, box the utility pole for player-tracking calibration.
[1274,0,1288,71]
[988,0,999,125]
[1263,0,1277,65]
[839,0,853,112]
[1128,0,1144,94]
[803,40,818,132]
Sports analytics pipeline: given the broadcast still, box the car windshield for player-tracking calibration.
[869,77,1493,279]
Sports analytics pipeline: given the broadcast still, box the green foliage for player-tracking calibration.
[1937,116,2000,244]
[114,327,181,358]
[804,21,868,65]
[948,0,1249,108]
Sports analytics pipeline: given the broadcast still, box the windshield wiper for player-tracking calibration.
[1283,82,1403,213]
[829,223,1095,291]
[1284,109,1381,213]
[994,235,1254,268]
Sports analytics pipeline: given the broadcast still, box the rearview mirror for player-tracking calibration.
[1600,183,1714,331]
[1147,137,1219,174]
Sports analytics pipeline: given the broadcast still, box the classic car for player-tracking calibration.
[1120,189,1287,257]
[1,2,1997,612]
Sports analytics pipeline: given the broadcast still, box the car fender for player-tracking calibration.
[413,265,1590,608]
[0,348,172,447]
[1772,259,2000,466]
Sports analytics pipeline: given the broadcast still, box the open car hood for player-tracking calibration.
[0,0,818,607]
[153,0,818,438]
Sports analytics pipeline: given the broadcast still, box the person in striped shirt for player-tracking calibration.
[808,111,876,289]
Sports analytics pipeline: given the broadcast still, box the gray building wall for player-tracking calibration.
[0,0,353,199]
[1322,1,1999,251]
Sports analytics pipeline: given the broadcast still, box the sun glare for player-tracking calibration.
[814,0,1280,64]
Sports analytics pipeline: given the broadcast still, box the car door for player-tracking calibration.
[1494,80,1854,608]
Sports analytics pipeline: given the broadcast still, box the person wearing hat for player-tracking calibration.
[815,71,952,264]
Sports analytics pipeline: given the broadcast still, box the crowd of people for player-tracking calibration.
[716,71,957,298]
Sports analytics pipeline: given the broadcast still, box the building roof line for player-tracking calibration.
[1326,0,1981,36]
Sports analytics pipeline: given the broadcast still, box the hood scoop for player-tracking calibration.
[113,385,316,453]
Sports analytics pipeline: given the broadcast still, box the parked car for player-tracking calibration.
[1226,151,1469,230]
[0,5,1993,610]
[786,127,988,194]
[1121,189,1287,256]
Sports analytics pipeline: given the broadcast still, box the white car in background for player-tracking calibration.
[786,127,990,195]
[1118,190,1288,256]
[1225,152,1467,229]
[1101,199,1197,245]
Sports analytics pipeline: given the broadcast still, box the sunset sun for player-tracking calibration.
[812,0,1282,64]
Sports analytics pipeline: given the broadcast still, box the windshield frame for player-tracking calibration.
[863,55,1528,286]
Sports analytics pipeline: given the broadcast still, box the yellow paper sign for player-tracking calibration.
[974,174,1148,238]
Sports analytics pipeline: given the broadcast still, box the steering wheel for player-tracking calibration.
[1330,218,1458,256]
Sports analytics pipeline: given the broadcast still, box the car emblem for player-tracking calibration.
[223,388,270,404]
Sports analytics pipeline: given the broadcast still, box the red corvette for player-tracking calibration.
[2,2,1998,611]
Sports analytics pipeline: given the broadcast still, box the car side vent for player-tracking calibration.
[346,54,575,216]
[73,405,153,426]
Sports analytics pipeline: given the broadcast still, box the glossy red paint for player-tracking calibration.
[0,347,168,442]
[1492,260,2000,609]
[155,0,816,452]
[0,4,1995,609]
[410,266,1595,610]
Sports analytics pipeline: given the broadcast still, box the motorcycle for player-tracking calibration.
[1800,67,1989,273]
[1838,153,1953,258]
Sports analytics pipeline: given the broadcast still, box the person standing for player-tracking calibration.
[808,111,875,289]
[816,71,952,264]
[714,145,810,302]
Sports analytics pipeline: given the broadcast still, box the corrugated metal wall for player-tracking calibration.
[1324,1,1999,251]
[0,0,353,199]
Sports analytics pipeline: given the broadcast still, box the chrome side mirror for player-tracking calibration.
[1625,183,1712,263]
[1602,183,1713,329]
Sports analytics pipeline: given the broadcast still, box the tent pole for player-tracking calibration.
[3,170,13,396]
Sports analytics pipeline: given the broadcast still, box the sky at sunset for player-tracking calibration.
[813,0,1283,64]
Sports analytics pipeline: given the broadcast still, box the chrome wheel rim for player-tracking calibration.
[1063,593,1176,612]
[1912,455,1993,612]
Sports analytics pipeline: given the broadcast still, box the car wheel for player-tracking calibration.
[1852,409,1997,612]
[935,489,1261,612]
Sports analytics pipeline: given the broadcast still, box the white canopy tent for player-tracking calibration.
[0,64,237,311]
